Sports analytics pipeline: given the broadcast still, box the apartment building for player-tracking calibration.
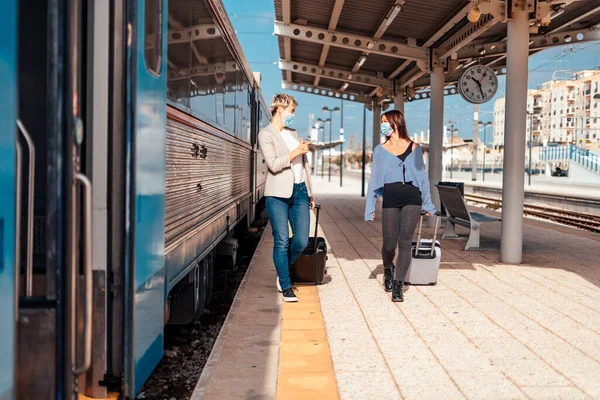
[493,69,600,149]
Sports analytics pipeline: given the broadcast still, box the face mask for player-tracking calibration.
[380,122,393,137]
[283,111,295,128]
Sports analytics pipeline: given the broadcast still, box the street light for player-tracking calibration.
[322,106,340,182]
[478,121,493,182]
[448,127,458,179]
[526,111,535,186]
[339,129,345,187]
[316,119,329,177]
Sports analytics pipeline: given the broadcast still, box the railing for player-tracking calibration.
[540,144,600,173]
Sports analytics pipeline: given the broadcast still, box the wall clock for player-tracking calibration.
[458,64,498,104]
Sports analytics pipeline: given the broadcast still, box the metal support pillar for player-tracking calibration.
[362,105,367,197]
[394,89,405,114]
[372,103,381,151]
[428,66,445,226]
[472,104,479,181]
[501,8,529,264]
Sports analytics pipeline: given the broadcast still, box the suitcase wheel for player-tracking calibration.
[429,282,437,286]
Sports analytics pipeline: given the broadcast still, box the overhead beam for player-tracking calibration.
[547,1,600,34]
[405,84,460,102]
[399,65,425,88]
[397,9,500,91]
[168,61,238,81]
[274,21,429,61]
[373,0,406,39]
[279,60,391,88]
[345,0,406,92]
[169,15,210,66]
[388,60,412,80]
[434,14,499,61]
[281,81,373,105]
[282,0,292,81]
[457,27,600,60]
[423,3,471,47]
[315,0,346,87]
[168,24,221,44]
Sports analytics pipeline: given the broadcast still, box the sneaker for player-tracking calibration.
[282,287,298,302]
[276,278,282,293]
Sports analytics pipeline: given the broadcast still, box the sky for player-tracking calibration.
[223,0,600,149]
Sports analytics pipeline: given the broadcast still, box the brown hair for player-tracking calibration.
[381,109,409,142]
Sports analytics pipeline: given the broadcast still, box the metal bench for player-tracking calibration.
[436,185,501,250]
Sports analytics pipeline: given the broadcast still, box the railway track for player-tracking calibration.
[464,193,600,234]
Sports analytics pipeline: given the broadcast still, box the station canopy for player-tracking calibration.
[273,0,600,105]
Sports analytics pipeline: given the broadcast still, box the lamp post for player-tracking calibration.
[361,105,366,197]
[323,106,340,182]
[339,130,345,187]
[526,111,534,186]
[448,126,458,179]
[340,99,344,187]
[316,119,328,177]
[478,121,493,181]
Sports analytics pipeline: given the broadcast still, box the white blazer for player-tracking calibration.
[258,124,314,198]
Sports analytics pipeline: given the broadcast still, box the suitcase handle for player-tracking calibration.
[313,205,321,253]
[415,211,441,257]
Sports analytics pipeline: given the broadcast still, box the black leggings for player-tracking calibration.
[381,205,421,281]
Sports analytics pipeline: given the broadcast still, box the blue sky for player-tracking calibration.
[223,0,600,148]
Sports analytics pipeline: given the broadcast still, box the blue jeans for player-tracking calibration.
[265,183,310,290]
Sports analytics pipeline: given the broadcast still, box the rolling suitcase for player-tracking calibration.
[404,212,442,286]
[290,205,327,284]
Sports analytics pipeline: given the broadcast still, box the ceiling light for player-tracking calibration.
[551,8,565,20]
[467,2,481,23]
[464,59,477,68]
[341,82,349,90]
[357,55,367,67]
[385,5,402,26]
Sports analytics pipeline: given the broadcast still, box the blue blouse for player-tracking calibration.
[365,144,437,220]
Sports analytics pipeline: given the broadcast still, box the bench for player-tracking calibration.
[436,185,501,250]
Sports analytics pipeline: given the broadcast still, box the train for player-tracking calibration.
[0,0,270,398]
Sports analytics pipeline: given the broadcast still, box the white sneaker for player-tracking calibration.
[276,278,282,293]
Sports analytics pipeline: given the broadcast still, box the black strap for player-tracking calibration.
[313,205,321,252]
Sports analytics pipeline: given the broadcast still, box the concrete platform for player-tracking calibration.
[192,176,600,400]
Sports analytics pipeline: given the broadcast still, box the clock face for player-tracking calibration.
[459,65,498,104]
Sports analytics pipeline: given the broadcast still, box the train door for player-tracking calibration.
[13,0,96,398]
[123,0,168,396]
[0,1,18,399]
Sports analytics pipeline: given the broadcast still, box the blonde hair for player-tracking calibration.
[270,93,298,116]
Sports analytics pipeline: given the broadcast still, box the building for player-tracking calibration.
[493,69,600,149]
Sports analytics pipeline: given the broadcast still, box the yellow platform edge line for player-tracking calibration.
[276,285,340,400]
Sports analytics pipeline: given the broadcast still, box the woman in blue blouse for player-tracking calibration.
[365,110,437,302]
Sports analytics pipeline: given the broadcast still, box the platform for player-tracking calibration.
[192,176,600,400]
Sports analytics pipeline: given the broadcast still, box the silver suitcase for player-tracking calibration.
[404,213,442,286]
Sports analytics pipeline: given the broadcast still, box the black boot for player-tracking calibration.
[384,265,394,292]
[392,280,404,302]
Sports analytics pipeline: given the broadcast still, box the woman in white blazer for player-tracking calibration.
[257,94,315,302]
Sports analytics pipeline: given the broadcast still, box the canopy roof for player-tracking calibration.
[274,0,600,105]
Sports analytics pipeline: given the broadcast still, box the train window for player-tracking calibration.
[166,0,191,106]
[144,0,163,75]
[167,0,253,143]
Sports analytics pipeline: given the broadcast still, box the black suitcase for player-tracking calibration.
[290,205,328,284]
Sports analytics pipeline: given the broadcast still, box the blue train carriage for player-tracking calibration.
[3,0,266,398]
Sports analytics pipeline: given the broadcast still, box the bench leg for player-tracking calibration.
[464,222,481,250]
[442,218,459,239]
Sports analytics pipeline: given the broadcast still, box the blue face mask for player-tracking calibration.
[283,112,295,128]
[380,122,393,137]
